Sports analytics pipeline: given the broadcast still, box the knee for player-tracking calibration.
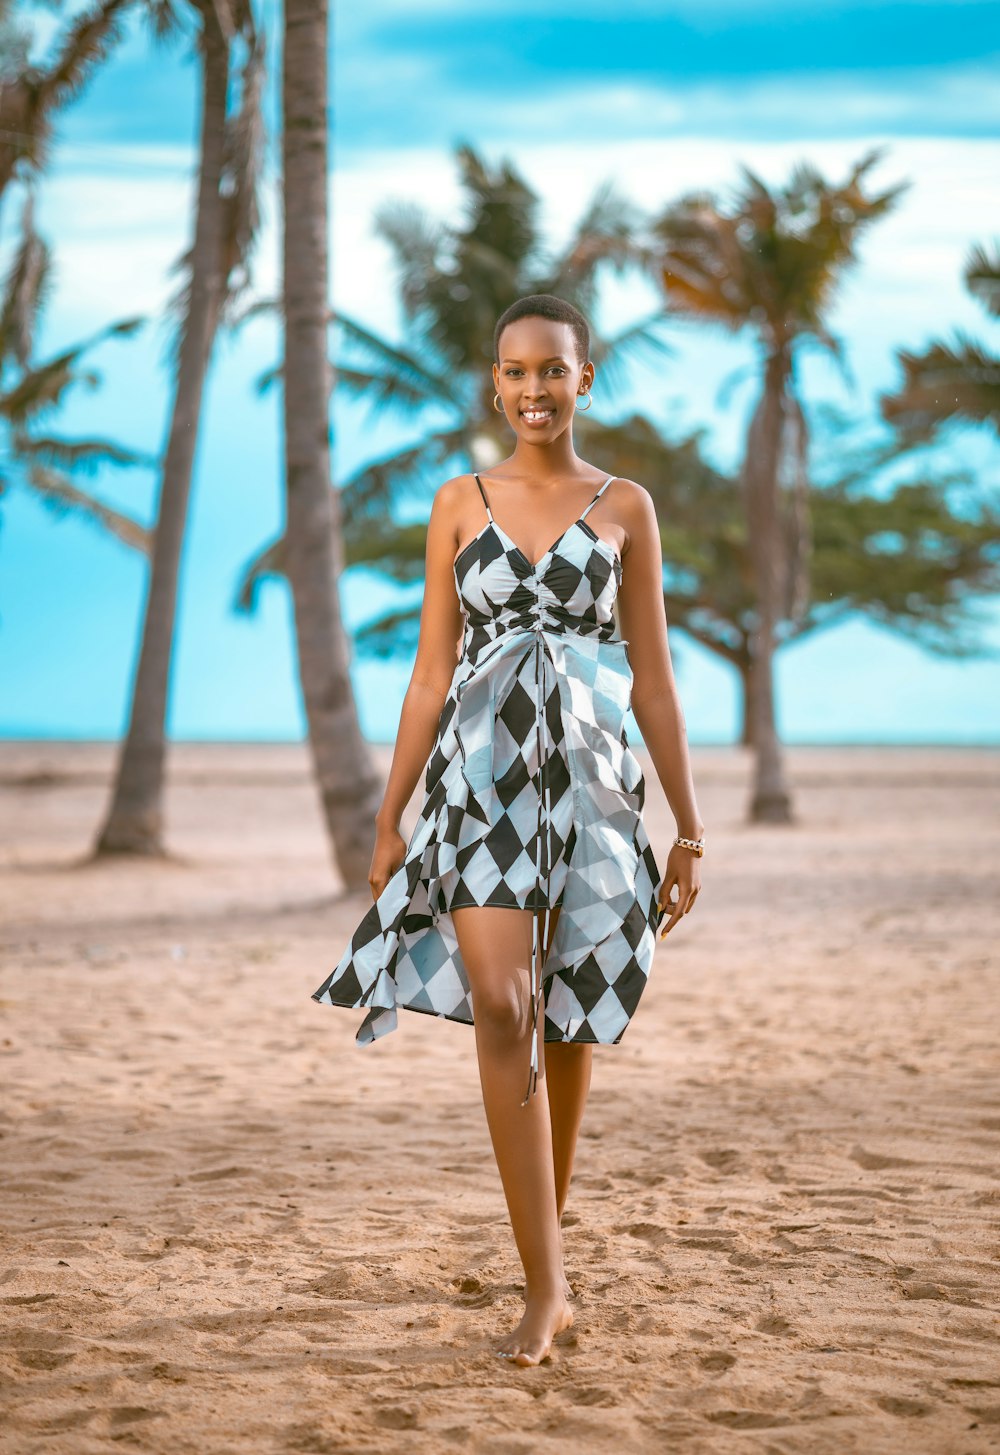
[471,978,529,1044]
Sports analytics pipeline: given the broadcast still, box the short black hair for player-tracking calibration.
[493,293,590,367]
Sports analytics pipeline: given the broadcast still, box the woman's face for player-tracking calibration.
[493,316,593,439]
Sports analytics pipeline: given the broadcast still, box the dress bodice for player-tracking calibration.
[453,476,622,665]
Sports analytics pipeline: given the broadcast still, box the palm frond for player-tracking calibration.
[0,191,51,370]
[333,312,459,408]
[218,30,265,311]
[588,312,674,398]
[144,0,185,45]
[254,361,281,394]
[339,426,469,516]
[229,294,279,329]
[13,432,155,473]
[23,463,150,552]
[0,315,142,424]
[40,0,131,107]
[332,366,450,415]
[1,0,131,182]
[547,178,646,304]
[881,333,1000,438]
[233,532,287,613]
[371,199,444,323]
[965,240,1000,319]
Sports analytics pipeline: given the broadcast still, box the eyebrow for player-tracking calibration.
[500,355,570,365]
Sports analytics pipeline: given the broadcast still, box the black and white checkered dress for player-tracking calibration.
[311,473,665,1101]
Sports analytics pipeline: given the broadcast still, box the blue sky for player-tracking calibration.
[2,0,999,743]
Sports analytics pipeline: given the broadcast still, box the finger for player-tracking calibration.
[660,901,683,937]
[658,889,682,935]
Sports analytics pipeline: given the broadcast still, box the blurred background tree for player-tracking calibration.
[650,151,905,822]
[96,0,263,857]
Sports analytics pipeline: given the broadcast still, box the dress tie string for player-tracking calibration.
[522,627,552,1105]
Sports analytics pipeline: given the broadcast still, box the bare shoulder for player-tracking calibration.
[435,472,478,508]
[427,473,481,545]
[607,476,657,553]
[433,472,481,523]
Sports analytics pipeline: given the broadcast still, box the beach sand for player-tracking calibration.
[1,740,998,1454]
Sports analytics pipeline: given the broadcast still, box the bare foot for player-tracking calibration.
[496,1289,574,1367]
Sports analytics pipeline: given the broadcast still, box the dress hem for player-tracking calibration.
[310,986,629,1045]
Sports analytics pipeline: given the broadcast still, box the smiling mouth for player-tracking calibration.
[520,408,555,424]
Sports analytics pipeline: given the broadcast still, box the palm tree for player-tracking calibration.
[95,0,263,855]
[238,141,669,600]
[650,151,904,821]
[280,0,385,889]
[882,241,1000,438]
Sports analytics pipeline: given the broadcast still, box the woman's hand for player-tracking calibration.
[657,843,702,938]
[369,822,407,902]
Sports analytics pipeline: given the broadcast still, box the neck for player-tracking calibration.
[507,432,587,482]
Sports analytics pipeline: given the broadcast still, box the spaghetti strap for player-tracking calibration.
[473,472,494,521]
[579,474,616,521]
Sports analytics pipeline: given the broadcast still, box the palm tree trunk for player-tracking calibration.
[742,349,794,823]
[738,649,754,748]
[94,15,229,854]
[281,0,382,889]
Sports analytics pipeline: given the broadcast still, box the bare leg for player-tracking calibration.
[451,905,573,1366]
[546,1042,593,1218]
[546,1040,593,1296]
[541,905,594,1294]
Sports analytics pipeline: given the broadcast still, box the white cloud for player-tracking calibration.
[408,62,1000,144]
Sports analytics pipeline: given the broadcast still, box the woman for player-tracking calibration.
[312,293,705,1367]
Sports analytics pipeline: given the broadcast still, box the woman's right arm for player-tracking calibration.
[368,479,467,898]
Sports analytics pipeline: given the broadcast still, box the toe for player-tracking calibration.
[514,1342,549,1367]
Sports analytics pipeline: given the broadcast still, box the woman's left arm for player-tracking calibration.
[615,481,705,936]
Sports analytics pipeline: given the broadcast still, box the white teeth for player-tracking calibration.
[522,409,553,420]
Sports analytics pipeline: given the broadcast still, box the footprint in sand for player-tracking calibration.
[373,1405,419,1430]
[755,1314,794,1336]
[849,1144,918,1171]
[699,1351,737,1373]
[109,1407,162,1429]
[16,1346,76,1370]
[699,1149,741,1173]
[706,1410,791,1430]
[42,1408,98,1432]
[572,1387,619,1407]
[875,1395,932,1418]
[453,1274,495,1308]
[622,1222,670,1247]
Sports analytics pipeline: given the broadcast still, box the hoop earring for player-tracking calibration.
[493,392,505,413]
[577,391,593,411]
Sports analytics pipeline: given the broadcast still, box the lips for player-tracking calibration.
[520,407,555,425]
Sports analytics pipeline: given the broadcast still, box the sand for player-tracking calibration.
[1,739,998,1454]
